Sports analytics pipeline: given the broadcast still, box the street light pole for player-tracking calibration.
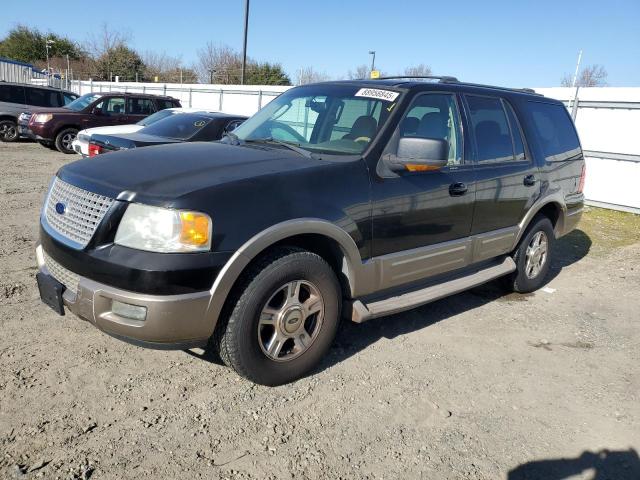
[369,50,376,74]
[241,0,250,85]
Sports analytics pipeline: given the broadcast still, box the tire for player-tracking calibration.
[38,141,57,150]
[54,128,78,154]
[0,120,18,142]
[214,247,341,386]
[504,215,555,293]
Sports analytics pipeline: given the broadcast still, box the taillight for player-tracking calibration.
[577,164,586,193]
[88,143,103,157]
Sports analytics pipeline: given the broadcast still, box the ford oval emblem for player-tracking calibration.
[55,202,66,215]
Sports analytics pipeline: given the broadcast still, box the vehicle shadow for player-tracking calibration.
[316,228,592,374]
[508,448,640,480]
[186,229,592,374]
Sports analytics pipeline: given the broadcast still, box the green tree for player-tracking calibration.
[95,45,145,81]
[246,62,291,86]
[0,25,83,64]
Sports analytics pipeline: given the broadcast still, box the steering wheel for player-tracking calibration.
[267,121,306,143]
[354,136,371,144]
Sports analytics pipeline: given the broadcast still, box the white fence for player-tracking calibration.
[71,80,289,117]
[535,88,640,214]
[67,81,640,214]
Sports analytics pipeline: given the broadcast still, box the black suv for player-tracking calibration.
[35,77,585,386]
[0,82,78,142]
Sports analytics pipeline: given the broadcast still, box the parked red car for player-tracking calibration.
[23,92,181,153]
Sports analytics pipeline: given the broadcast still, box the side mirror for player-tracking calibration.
[92,107,103,115]
[387,137,449,172]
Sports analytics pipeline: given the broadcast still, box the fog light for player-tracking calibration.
[112,300,147,321]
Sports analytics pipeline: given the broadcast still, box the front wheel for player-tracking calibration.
[0,120,18,142]
[214,247,341,386]
[504,215,555,293]
[54,128,78,154]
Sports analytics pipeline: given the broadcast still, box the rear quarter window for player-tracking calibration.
[527,101,581,162]
[0,85,25,104]
[25,88,60,108]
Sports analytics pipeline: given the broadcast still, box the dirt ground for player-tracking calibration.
[1,141,639,480]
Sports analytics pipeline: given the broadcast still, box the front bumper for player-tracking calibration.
[36,244,214,349]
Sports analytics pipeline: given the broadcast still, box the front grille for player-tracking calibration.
[43,251,80,295]
[44,177,114,248]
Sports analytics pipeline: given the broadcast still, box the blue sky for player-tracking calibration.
[3,0,639,86]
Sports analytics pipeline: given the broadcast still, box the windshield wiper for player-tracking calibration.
[245,137,315,159]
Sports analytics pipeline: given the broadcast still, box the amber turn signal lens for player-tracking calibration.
[405,164,441,172]
[179,212,211,246]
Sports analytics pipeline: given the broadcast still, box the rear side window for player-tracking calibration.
[466,95,515,163]
[127,97,155,115]
[156,99,180,110]
[25,88,60,107]
[0,85,25,104]
[528,102,581,162]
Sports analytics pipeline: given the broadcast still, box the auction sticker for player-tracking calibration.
[355,88,400,102]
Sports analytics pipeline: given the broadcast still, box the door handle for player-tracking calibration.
[449,182,468,196]
[523,174,536,187]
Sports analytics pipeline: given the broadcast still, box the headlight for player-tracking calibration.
[115,204,212,253]
[33,113,53,123]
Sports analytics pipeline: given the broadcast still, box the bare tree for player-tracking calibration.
[561,64,608,87]
[196,43,243,84]
[296,66,330,85]
[347,65,371,80]
[403,64,432,77]
[85,23,131,59]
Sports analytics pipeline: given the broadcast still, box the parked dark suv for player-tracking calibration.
[0,82,78,142]
[35,77,585,385]
[23,92,181,153]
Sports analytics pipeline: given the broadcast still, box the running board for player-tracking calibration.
[350,257,516,323]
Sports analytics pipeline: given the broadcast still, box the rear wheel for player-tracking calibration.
[214,247,341,386]
[0,120,18,142]
[504,215,555,293]
[54,128,78,154]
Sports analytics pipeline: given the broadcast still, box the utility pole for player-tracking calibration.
[369,50,376,74]
[568,50,583,119]
[66,54,70,90]
[241,0,250,85]
[45,39,55,83]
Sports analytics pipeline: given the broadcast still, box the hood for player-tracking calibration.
[27,106,74,115]
[57,141,330,204]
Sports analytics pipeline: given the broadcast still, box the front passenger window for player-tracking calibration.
[103,97,125,115]
[399,93,463,165]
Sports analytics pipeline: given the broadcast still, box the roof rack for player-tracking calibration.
[376,75,459,83]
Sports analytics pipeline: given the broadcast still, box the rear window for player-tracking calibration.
[140,114,213,140]
[0,84,25,104]
[528,102,581,162]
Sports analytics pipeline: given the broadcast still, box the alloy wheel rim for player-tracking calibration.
[525,231,548,279]
[258,280,325,362]
[62,133,75,150]
[1,124,17,140]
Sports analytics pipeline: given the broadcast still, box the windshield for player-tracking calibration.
[66,93,102,111]
[232,84,400,155]
[136,109,176,126]
[139,113,213,140]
